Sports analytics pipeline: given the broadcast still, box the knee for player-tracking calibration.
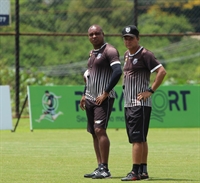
[94,128,105,136]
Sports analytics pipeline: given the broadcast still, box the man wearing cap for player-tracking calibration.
[121,25,167,181]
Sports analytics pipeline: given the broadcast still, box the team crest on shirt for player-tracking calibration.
[132,58,138,65]
[97,53,102,59]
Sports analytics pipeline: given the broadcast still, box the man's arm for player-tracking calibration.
[137,66,167,101]
[151,66,167,91]
[104,63,122,93]
[80,70,88,110]
[96,63,122,105]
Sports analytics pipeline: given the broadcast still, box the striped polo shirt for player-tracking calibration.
[123,46,162,107]
[85,43,121,101]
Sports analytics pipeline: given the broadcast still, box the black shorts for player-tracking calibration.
[44,108,55,115]
[85,97,114,134]
[125,106,151,143]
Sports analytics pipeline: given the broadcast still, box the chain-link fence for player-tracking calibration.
[0,0,200,117]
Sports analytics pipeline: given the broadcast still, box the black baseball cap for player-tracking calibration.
[122,25,139,37]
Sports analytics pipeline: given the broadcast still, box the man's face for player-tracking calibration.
[123,35,139,49]
[88,26,104,48]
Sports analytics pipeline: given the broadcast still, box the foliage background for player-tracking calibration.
[0,0,200,116]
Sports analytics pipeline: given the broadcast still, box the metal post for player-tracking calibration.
[134,0,138,27]
[12,95,28,132]
[15,0,20,117]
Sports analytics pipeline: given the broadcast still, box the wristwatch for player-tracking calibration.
[147,87,154,94]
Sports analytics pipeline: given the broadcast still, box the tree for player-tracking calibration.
[139,7,194,42]
[65,0,133,33]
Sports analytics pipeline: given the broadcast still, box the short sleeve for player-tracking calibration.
[142,49,162,73]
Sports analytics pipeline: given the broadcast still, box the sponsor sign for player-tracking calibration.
[0,0,11,26]
[28,85,200,130]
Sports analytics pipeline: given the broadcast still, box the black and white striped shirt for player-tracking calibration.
[123,47,162,107]
[85,43,121,101]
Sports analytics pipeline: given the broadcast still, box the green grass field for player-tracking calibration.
[0,119,199,183]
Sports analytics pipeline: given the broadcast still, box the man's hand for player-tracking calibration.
[80,95,86,110]
[137,91,152,101]
[96,91,109,105]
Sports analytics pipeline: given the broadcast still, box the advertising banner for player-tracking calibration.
[0,85,13,130]
[28,85,200,130]
[0,0,11,26]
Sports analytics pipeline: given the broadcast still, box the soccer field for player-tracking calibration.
[0,119,199,183]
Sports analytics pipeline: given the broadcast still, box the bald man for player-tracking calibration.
[80,25,122,179]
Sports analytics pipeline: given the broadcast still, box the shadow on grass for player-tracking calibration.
[149,177,197,181]
[111,176,197,181]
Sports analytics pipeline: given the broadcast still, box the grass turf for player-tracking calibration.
[0,118,199,183]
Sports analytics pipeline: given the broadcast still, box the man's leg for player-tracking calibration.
[132,142,143,173]
[95,128,110,165]
[92,133,102,165]
[121,142,142,181]
[132,142,143,164]
[84,133,102,178]
[141,142,148,163]
[52,111,63,120]
[35,114,46,122]
[91,128,111,179]
[139,142,149,179]
[91,98,113,179]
